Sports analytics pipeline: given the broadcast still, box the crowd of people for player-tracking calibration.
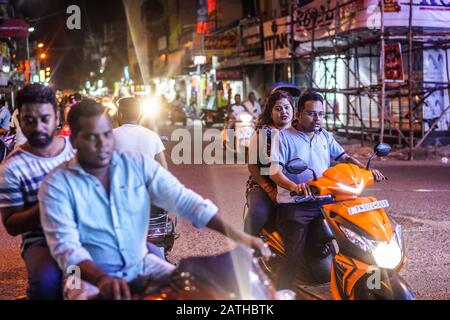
[0,82,386,300]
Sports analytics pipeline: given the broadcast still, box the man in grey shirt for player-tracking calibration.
[270,91,385,290]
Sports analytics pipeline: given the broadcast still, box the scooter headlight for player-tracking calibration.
[238,113,253,123]
[340,224,403,269]
[373,239,402,269]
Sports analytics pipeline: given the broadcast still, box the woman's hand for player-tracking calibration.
[260,183,277,203]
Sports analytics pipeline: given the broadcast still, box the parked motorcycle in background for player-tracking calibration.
[200,108,227,128]
[0,130,15,162]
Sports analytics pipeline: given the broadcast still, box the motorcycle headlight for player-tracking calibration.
[141,97,160,118]
[340,224,403,270]
[238,113,253,123]
[373,239,402,269]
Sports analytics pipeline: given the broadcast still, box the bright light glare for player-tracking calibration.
[141,96,160,118]
[238,113,253,123]
[373,240,402,269]
[103,102,117,116]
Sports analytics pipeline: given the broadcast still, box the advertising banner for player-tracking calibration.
[293,0,450,42]
[384,43,405,82]
[0,19,29,38]
[423,47,450,131]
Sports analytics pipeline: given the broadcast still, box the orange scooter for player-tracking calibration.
[260,143,414,300]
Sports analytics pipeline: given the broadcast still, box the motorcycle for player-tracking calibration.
[221,111,255,158]
[147,210,178,259]
[124,245,295,300]
[0,131,15,163]
[147,136,179,259]
[169,106,188,126]
[260,143,415,300]
[200,108,226,128]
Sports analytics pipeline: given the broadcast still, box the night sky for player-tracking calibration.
[12,0,126,89]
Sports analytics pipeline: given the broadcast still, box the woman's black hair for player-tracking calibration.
[257,90,294,127]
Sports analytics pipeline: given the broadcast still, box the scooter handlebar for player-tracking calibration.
[289,193,335,204]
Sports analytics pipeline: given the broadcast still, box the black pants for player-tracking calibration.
[275,203,322,290]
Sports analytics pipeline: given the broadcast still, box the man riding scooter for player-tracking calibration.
[269,91,386,291]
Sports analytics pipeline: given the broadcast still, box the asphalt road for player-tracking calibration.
[0,125,449,300]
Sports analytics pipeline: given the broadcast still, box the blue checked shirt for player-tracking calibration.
[38,151,217,281]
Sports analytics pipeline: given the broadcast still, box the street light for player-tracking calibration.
[40,53,47,60]
[26,27,35,61]
[37,43,44,48]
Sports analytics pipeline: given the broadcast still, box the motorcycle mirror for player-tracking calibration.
[374,143,391,157]
[285,158,308,175]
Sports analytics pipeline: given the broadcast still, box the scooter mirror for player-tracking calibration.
[285,158,308,175]
[374,143,391,157]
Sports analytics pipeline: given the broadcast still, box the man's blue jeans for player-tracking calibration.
[244,185,276,236]
[22,241,62,300]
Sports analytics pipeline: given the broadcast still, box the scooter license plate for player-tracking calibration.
[348,200,389,215]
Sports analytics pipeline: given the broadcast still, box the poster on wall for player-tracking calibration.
[423,47,450,131]
[263,16,292,62]
[384,43,404,82]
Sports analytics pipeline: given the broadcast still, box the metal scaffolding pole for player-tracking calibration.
[380,0,386,143]
[408,0,414,160]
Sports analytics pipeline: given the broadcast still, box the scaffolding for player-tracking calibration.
[290,0,450,159]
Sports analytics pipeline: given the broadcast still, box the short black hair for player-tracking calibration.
[67,98,109,136]
[16,83,58,113]
[297,91,324,112]
[117,96,141,121]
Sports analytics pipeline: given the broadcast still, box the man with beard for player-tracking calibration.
[38,99,270,300]
[269,91,386,290]
[0,84,75,299]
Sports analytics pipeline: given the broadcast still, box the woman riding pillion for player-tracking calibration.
[244,90,295,235]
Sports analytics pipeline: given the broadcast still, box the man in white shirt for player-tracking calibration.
[243,92,262,121]
[113,97,167,169]
[230,94,246,120]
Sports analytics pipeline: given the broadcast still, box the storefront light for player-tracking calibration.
[194,55,207,65]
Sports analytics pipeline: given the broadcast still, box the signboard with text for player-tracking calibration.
[263,16,292,62]
[293,0,450,42]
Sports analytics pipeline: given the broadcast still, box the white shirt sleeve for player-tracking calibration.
[149,131,165,156]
